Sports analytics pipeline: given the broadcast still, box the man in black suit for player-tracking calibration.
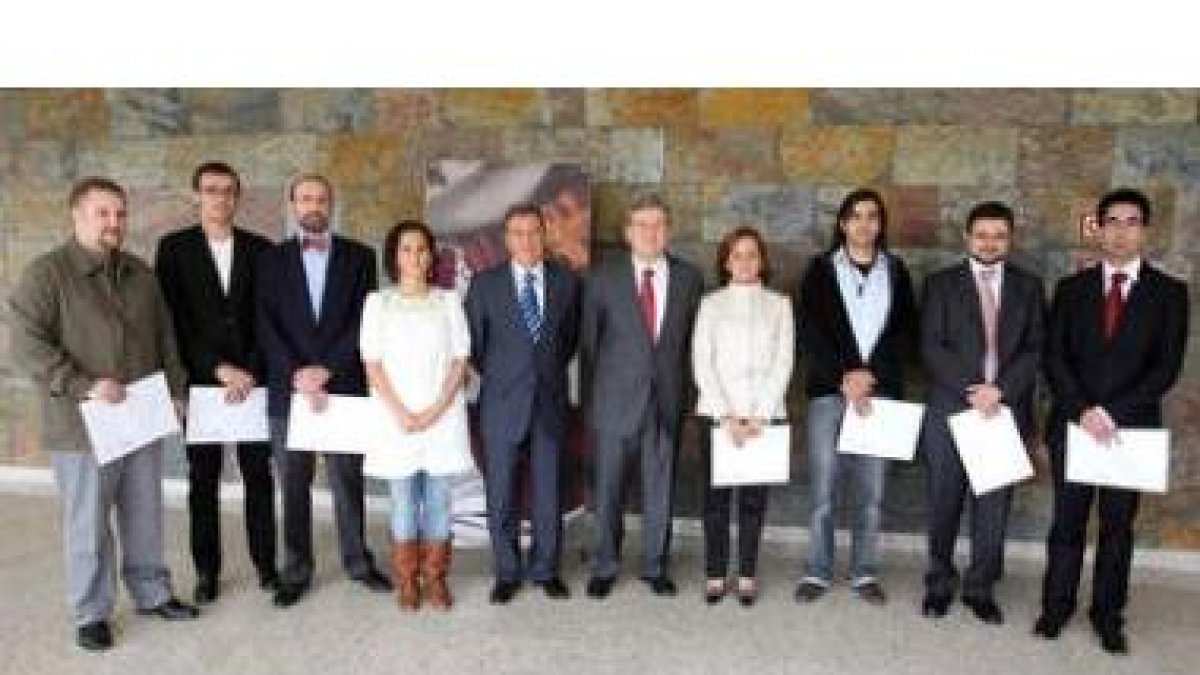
[256,173,391,607]
[579,194,704,599]
[919,201,1045,625]
[1034,188,1189,654]
[466,203,581,604]
[156,161,278,604]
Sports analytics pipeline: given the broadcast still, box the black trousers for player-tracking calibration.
[271,419,376,586]
[922,417,1012,601]
[699,421,769,578]
[1041,439,1140,629]
[187,442,277,580]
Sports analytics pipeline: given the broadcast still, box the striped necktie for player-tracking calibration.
[519,270,542,343]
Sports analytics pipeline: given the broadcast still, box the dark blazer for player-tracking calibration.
[255,235,377,417]
[465,259,582,445]
[1045,262,1189,442]
[155,225,272,385]
[796,250,917,401]
[580,252,704,438]
[921,260,1046,434]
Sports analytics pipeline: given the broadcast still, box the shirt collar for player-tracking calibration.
[632,253,667,277]
[1102,258,1142,285]
[511,259,545,280]
[66,237,124,278]
[968,257,1004,279]
[833,247,883,273]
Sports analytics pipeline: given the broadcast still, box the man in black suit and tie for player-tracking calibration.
[580,194,704,599]
[918,201,1045,625]
[256,173,391,607]
[1034,188,1189,654]
[466,203,581,604]
[155,161,279,604]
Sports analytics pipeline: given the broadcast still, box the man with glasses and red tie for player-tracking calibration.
[256,173,392,607]
[579,194,703,599]
[1034,188,1189,654]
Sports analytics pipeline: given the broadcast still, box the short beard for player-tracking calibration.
[297,212,329,234]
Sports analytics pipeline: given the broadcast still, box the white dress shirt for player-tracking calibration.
[206,233,234,295]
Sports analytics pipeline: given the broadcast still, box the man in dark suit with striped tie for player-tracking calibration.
[466,203,582,603]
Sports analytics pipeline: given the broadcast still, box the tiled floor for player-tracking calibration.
[1,490,1196,675]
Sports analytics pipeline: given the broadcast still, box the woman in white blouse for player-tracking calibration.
[691,226,794,605]
[360,220,474,612]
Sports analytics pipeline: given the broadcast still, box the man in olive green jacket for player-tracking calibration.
[8,177,199,652]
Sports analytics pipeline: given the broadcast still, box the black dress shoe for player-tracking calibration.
[258,571,281,591]
[273,582,308,608]
[138,597,200,620]
[534,577,570,599]
[353,568,393,593]
[963,597,1004,624]
[76,621,112,651]
[641,575,677,596]
[1095,626,1128,655]
[1033,614,1066,639]
[586,576,616,599]
[194,576,218,605]
[921,594,952,618]
[489,580,521,604]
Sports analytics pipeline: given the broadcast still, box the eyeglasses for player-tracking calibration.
[1102,215,1144,227]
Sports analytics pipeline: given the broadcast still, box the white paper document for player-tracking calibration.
[947,407,1033,496]
[185,387,269,444]
[1066,424,1169,493]
[711,425,791,487]
[286,394,393,454]
[837,398,925,461]
[79,371,181,465]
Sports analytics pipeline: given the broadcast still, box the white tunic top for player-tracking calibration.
[691,283,795,419]
[359,287,475,479]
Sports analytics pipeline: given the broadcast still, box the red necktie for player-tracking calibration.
[639,268,657,341]
[302,235,328,252]
[1103,271,1128,341]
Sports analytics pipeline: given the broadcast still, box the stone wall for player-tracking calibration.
[3,89,1198,549]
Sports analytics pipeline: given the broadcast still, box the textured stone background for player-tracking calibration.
[2,88,1198,550]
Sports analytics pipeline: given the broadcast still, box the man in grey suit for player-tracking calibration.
[919,201,1045,624]
[466,203,581,604]
[580,194,704,598]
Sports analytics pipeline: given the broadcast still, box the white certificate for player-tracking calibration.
[185,387,269,444]
[711,425,791,487]
[286,394,392,454]
[79,371,181,465]
[947,406,1033,496]
[1066,424,1169,493]
[837,398,924,461]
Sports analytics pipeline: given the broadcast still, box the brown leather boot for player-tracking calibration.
[392,540,422,611]
[422,540,453,610]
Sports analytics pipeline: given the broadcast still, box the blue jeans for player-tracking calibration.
[804,396,886,585]
[388,472,452,541]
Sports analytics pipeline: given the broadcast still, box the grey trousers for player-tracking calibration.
[590,402,678,579]
[50,443,173,626]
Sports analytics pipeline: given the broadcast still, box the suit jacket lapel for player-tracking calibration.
[995,264,1022,359]
[227,228,250,303]
[191,227,228,302]
[286,240,320,329]
[317,238,344,327]
[658,256,688,350]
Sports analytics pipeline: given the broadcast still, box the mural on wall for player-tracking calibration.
[424,160,591,543]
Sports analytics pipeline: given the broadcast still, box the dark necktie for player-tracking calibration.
[639,268,657,342]
[519,270,542,343]
[1103,271,1128,341]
